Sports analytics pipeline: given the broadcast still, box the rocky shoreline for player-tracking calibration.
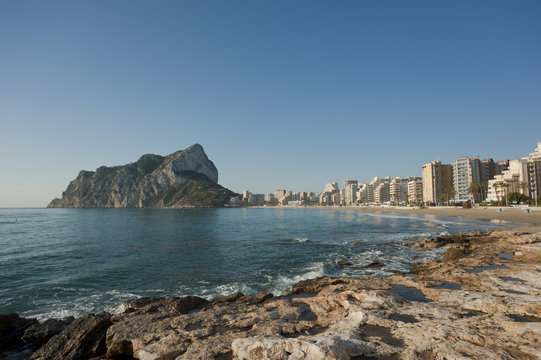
[2,229,540,360]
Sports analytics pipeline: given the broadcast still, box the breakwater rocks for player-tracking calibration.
[2,229,541,359]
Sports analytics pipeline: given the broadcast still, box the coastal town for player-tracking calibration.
[236,141,541,208]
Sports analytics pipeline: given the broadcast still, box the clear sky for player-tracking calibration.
[1,0,540,207]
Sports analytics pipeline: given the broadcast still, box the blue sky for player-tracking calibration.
[1,0,540,207]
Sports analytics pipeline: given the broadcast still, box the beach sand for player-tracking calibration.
[333,205,541,231]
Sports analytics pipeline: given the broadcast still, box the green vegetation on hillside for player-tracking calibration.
[161,172,237,207]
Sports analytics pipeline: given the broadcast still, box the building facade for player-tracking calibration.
[422,161,453,204]
[407,179,423,204]
[374,182,390,204]
[343,180,358,206]
[453,157,481,202]
[389,177,408,205]
[486,142,541,203]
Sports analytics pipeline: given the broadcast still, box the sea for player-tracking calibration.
[0,208,506,320]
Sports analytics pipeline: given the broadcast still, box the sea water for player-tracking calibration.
[0,208,504,320]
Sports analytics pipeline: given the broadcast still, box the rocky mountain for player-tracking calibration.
[48,144,238,208]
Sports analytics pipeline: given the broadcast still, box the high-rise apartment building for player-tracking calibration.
[343,180,358,206]
[480,158,495,183]
[389,178,408,205]
[407,178,423,204]
[356,184,367,204]
[320,182,341,205]
[324,182,340,193]
[526,142,541,202]
[374,182,390,204]
[274,189,287,205]
[422,161,453,204]
[453,157,481,202]
[495,160,510,175]
[486,142,541,202]
[360,177,389,204]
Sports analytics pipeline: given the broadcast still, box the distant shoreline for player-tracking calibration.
[248,205,541,231]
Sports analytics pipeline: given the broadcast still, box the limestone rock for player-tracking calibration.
[122,295,209,315]
[0,313,37,353]
[31,312,111,360]
[47,144,237,208]
[22,317,75,346]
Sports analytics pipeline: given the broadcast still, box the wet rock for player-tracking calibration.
[122,295,209,315]
[286,276,348,295]
[31,312,111,360]
[0,313,37,353]
[360,261,384,269]
[236,290,274,305]
[212,292,244,305]
[22,317,75,346]
[337,260,352,266]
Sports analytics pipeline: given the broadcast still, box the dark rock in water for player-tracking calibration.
[286,276,348,295]
[30,312,111,360]
[212,292,245,305]
[337,260,353,266]
[123,296,209,315]
[236,290,273,305]
[360,261,384,269]
[0,313,38,354]
[22,317,75,346]
[413,231,494,249]
[47,143,238,208]
[122,296,161,312]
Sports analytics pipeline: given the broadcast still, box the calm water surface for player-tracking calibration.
[0,208,504,319]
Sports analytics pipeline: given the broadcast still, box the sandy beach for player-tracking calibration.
[325,205,541,231]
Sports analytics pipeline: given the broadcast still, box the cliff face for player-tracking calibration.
[48,144,237,208]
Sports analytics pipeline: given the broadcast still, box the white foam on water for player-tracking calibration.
[183,282,257,299]
[23,288,160,320]
[358,212,476,227]
[273,262,325,295]
[291,237,310,243]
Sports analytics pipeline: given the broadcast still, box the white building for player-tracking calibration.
[486,142,541,203]
[324,182,340,193]
[407,178,423,204]
[374,182,390,204]
[320,182,341,205]
[356,183,367,204]
[389,177,408,205]
[343,180,358,206]
[453,157,481,202]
